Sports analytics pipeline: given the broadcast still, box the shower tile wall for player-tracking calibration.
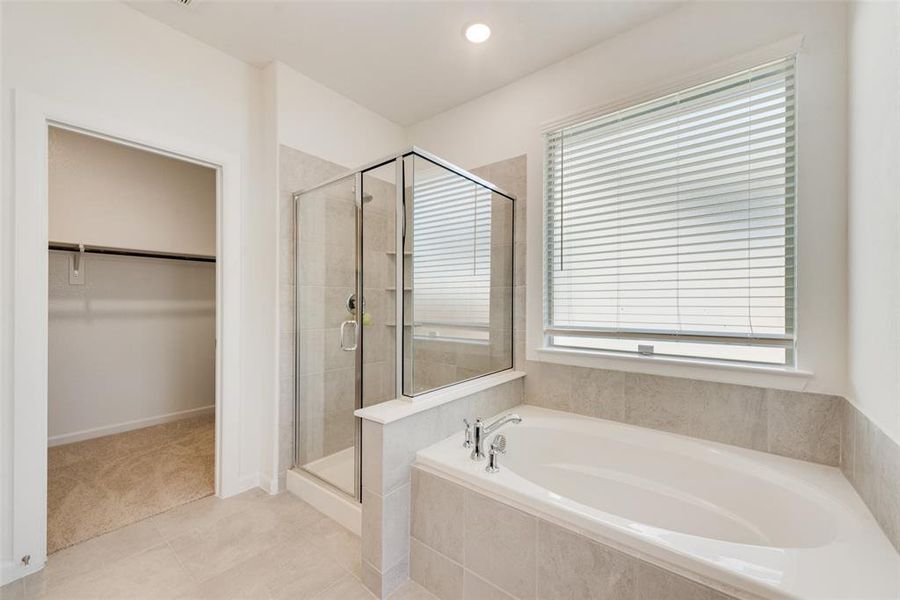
[361,171,398,409]
[470,158,527,375]
[298,178,358,466]
[279,146,345,479]
[278,146,396,480]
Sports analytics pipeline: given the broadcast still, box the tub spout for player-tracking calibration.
[471,413,521,461]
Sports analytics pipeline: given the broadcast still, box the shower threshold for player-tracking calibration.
[287,461,361,535]
[302,447,355,495]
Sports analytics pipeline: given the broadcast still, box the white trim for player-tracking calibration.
[355,370,526,425]
[6,89,244,585]
[536,346,813,392]
[47,405,215,447]
[286,469,361,535]
[541,34,805,133]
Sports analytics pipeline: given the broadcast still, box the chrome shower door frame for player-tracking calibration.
[292,147,517,504]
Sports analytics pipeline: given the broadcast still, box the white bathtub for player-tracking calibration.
[415,405,900,600]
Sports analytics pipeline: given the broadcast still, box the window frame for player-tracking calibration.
[541,56,799,368]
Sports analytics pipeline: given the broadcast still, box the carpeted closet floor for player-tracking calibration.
[47,413,215,554]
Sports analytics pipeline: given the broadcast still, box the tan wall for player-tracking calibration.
[47,130,217,443]
[48,253,215,443]
[49,127,216,257]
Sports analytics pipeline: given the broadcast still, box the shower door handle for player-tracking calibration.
[340,320,358,352]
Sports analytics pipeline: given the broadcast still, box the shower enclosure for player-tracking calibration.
[293,148,515,500]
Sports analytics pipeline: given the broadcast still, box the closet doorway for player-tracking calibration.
[46,126,217,554]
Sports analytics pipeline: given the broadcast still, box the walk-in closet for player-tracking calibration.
[46,126,217,553]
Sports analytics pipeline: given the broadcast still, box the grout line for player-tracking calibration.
[410,535,464,570]
[310,572,373,600]
[533,515,539,600]
[466,569,516,600]
[161,536,196,584]
[462,487,468,568]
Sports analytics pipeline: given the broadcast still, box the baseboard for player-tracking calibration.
[220,473,262,499]
[2,556,44,587]
[286,468,361,536]
[48,405,215,447]
[259,470,285,495]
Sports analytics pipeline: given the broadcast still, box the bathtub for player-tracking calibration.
[415,405,899,600]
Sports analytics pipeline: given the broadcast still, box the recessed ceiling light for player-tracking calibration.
[464,23,491,44]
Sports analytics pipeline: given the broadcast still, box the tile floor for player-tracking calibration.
[1,489,435,600]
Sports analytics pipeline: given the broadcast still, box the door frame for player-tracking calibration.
[6,89,243,583]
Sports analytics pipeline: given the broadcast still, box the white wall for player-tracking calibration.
[48,253,215,445]
[847,1,900,443]
[1,1,266,580]
[275,62,408,167]
[48,127,217,257]
[410,1,849,395]
[0,5,409,573]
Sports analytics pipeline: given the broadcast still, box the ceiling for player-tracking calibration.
[127,1,680,126]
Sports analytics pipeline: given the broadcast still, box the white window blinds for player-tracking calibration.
[545,57,796,364]
[412,170,492,340]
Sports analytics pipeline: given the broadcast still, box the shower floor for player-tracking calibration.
[303,446,355,495]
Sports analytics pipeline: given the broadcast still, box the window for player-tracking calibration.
[544,57,796,365]
[411,166,492,342]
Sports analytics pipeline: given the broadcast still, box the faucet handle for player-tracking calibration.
[486,435,507,474]
[463,419,473,448]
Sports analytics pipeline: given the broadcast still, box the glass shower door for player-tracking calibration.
[361,162,399,408]
[295,174,360,498]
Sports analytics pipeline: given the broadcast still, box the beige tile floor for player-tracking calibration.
[1,489,435,600]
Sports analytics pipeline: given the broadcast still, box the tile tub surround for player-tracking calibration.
[411,405,900,600]
[841,401,900,552]
[360,376,525,598]
[409,466,738,600]
[524,361,843,466]
[524,361,900,552]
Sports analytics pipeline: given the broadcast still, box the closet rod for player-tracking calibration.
[48,242,216,263]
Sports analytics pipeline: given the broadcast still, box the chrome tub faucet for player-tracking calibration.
[470,413,521,461]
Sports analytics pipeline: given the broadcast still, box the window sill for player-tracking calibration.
[535,346,814,391]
